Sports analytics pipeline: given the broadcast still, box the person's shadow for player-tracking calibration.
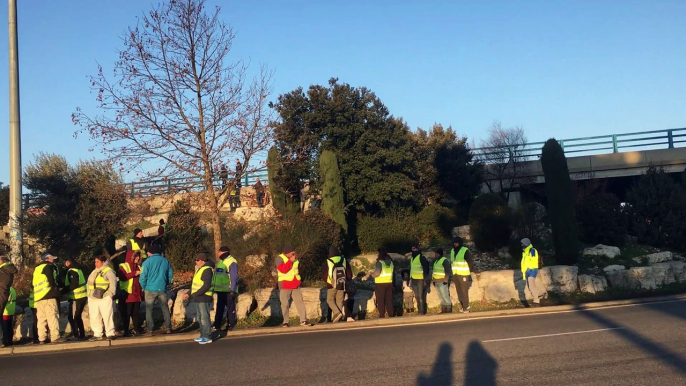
[464,340,498,386]
[417,343,454,386]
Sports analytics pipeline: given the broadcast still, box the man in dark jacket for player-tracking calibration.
[408,244,430,315]
[184,253,214,345]
[450,237,475,313]
[62,258,87,340]
[33,252,66,344]
[0,255,18,318]
[322,246,352,323]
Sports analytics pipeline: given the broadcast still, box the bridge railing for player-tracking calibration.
[473,127,686,163]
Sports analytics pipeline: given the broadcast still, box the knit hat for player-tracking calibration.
[133,228,143,236]
[219,246,230,253]
[435,248,444,256]
[147,243,162,254]
[41,251,57,261]
[195,253,208,262]
[452,237,463,245]
[283,244,295,254]
[521,238,531,247]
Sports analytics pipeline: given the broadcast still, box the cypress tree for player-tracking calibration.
[541,139,579,264]
[267,146,287,213]
[319,150,348,234]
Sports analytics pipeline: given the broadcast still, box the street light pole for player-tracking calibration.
[8,0,23,265]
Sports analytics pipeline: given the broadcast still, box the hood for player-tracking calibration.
[328,245,340,258]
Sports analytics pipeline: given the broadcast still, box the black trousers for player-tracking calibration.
[0,290,8,321]
[120,302,141,335]
[1,316,13,345]
[68,298,87,339]
[453,275,470,310]
[375,283,394,318]
[214,292,237,329]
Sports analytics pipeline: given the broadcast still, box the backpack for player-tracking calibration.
[329,258,347,291]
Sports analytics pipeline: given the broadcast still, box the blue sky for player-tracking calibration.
[1,0,685,184]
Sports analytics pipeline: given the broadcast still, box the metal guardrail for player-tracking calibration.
[124,167,269,197]
[473,128,686,163]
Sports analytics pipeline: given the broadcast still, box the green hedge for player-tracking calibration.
[469,194,512,251]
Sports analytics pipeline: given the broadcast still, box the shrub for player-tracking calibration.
[320,149,348,234]
[577,193,627,247]
[541,139,579,265]
[626,167,686,251]
[415,204,457,241]
[469,194,512,251]
[165,198,206,273]
[357,211,416,253]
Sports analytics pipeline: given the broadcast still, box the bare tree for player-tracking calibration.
[73,0,273,252]
[475,122,533,202]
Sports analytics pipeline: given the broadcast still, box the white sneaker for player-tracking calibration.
[346,317,355,322]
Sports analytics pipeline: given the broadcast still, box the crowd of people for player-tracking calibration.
[0,229,543,348]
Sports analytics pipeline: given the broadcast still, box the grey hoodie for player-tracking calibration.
[87,261,118,299]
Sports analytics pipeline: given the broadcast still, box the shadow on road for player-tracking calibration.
[417,342,453,386]
[464,340,498,386]
[576,304,686,376]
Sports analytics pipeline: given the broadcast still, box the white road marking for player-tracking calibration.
[482,327,624,343]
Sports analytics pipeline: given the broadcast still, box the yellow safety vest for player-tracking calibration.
[374,260,393,284]
[433,257,448,280]
[65,268,87,300]
[92,266,114,293]
[32,263,57,302]
[129,239,147,259]
[277,254,301,282]
[191,266,214,296]
[326,256,346,285]
[450,247,470,276]
[410,254,424,280]
[212,256,237,292]
[521,245,539,280]
[3,287,16,316]
[118,262,134,293]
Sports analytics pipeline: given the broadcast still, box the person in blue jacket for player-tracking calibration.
[140,243,173,336]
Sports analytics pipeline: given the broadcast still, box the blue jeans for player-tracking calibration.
[145,291,171,332]
[196,302,211,340]
[435,282,452,307]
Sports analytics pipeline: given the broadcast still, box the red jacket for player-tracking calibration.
[118,255,142,303]
[277,259,301,290]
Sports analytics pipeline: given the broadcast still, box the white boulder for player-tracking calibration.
[633,251,673,265]
[603,265,626,274]
[583,245,621,259]
[578,274,608,294]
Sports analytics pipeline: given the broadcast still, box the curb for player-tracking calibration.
[5,293,686,356]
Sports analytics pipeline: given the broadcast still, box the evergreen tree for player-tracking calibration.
[319,150,348,234]
[541,139,579,264]
[267,146,287,213]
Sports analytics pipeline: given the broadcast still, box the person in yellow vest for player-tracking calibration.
[87,255,118,341]
[117,250,143,337]
[275,244,312,327]
[183,253,214,344]
[432,248,453,313]
[127,228,147,261]
[1,286,16,347]
[33,252,66,344]
[212,246,239,332]
[0,255,17,325]
[63,258,88,341]
[323,245,352,323]
[409,243,430,315]
[371,248,395,318]
[450,237,475,313]
[520,238,541,307]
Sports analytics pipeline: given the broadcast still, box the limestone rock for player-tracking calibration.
[254,288,280,318]
[425,274,484,308]
[649,263,676,286]
[633,251,673,265]
[478,270,524,302]
[236,293,255,319]
[452,225,471,239]
[578,274,608,294]
[545,266,579,293]
[583,245,621,259]
[497,248,512,261]
[606,269,637,289]
[630,267,658,290]
[603,265,626,274]
[245,254,268,269]
[670,261,686,282]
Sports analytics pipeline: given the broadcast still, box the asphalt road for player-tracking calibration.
[3,300,686,386]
